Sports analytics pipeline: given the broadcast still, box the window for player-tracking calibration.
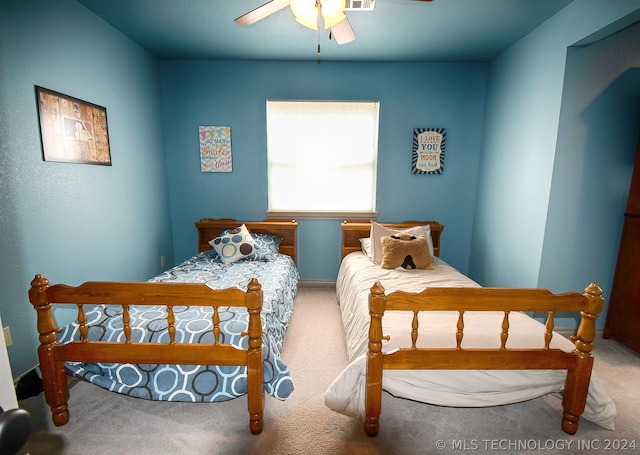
[266,100,379,219]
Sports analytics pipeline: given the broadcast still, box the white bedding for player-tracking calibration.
[324,252,617,430]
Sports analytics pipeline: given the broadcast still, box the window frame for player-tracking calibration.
[265,100,380,220]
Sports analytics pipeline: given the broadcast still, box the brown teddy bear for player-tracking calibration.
[380,233,434,270]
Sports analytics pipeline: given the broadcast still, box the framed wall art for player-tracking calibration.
[199,126,232,172]
[411,127,445,174]
[35,86,111,165]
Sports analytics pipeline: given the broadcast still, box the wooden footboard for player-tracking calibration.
[28,274,266,435]
[365,282,604,437]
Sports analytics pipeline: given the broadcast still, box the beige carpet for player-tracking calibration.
[19,283,640,454]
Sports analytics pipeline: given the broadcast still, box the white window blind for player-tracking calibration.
[266,100,379,217]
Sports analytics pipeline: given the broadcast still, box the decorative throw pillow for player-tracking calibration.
[209,224,256,264]
[216,230,282,262]
[370,221,435,264]
[380,234,434,270]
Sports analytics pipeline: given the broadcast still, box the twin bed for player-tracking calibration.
[28,218,616,437]
[29,218,299,434]
[324,220,616,436]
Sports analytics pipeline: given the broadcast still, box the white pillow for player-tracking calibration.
[359,237,373,259]
[370,221,435,264]
[209,224,256,264]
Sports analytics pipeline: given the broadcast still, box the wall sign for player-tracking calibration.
[412,128,445,174]
[199,126,232,172]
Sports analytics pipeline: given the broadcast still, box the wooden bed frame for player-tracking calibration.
[28,218,298,435]
[339,221,604,437]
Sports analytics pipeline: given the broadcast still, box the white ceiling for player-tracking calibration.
[76,0,574,62]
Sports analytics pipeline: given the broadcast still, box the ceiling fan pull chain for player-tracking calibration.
[317,0,322,53]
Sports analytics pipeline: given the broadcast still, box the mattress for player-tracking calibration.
[58,250,299,402]
[324,252,617,430]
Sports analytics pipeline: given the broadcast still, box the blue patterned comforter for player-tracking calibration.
[57,251,299,402]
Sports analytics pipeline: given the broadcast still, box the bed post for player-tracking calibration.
[245,278,264,435]
[365,281,387,437]
[28,274,70,426]
[561,282,604,435]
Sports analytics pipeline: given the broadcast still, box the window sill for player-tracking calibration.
[266,210,378,221]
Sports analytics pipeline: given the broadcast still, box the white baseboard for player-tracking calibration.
[298,279,336,287]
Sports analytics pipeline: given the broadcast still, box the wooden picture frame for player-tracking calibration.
[36,86,112,165]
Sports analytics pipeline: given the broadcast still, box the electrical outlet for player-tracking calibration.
[3,326,12,347]
[160,255,166,267]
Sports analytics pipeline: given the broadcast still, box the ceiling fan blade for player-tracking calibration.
[331,16,356,45]
[235,0,290,25]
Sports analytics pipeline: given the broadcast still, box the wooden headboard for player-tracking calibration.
[195,218,298,263]
[341,220,444,259]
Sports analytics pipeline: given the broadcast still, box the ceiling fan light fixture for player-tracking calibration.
[290,0,318,29]
[295,14,319,30]
[290,0,346,31]
[321,0,346,19]
[323,11,346,29]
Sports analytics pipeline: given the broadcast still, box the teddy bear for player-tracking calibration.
[380,233,434,270]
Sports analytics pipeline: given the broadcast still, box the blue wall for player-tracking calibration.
[0,0,173,377]
[159,60,487,279]
[540,23,640,310]
[470,1,640,328]
[2,0,640,380]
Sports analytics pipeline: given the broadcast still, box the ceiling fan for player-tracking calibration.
[235,0,433,48]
